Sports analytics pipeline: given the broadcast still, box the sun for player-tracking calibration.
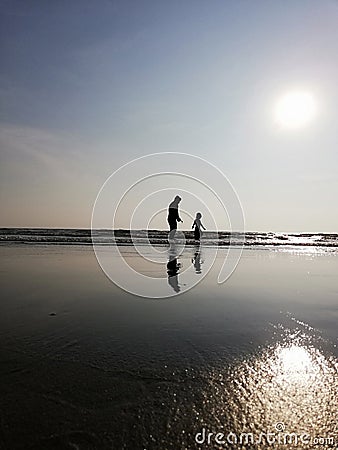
[275,91,316,128]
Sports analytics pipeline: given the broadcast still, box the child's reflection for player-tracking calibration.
[192,246,203,274]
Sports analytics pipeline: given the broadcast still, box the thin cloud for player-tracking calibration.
[0,123,89,178]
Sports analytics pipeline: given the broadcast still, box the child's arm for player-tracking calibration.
[191,220,196,229]
[201,222,206,230]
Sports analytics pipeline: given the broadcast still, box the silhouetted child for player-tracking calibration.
[192,212,206,241]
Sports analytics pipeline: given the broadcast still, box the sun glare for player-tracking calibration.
[275,91,316,128]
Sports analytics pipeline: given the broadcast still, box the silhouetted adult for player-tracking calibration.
[167,195,182,239]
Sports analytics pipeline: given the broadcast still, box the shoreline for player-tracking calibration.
[1,228,338,248]
[1,241,338,249]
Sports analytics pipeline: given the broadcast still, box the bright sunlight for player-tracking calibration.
[275,91,316,128]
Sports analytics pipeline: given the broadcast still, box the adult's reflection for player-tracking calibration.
[167,244,181,293]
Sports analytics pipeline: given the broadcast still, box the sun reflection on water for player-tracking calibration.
[275,344,317,383]
[202,325,337,448]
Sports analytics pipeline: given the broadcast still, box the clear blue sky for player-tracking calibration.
[1,0,338,231]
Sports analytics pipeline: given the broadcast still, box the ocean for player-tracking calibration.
[1,227,338,248]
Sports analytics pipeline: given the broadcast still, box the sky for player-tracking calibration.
[1,0,338,232]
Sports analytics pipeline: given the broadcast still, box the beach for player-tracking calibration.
[0,241,337,449]
[2,0,338,448]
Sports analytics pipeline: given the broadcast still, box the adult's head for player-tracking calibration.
[174,195,181,203]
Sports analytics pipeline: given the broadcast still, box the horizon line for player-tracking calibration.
[0,227,337,235]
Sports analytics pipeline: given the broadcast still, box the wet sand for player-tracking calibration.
[0,244,337,449]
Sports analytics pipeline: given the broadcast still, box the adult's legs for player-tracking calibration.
[168,220,177,240]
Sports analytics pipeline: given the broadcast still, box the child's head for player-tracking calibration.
[196,212,202,219]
